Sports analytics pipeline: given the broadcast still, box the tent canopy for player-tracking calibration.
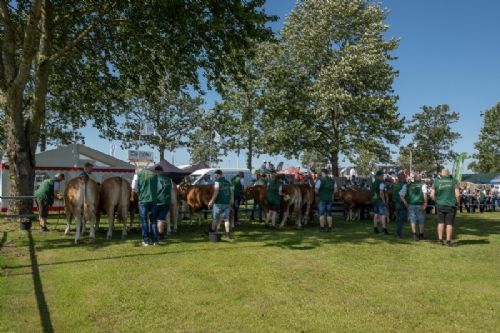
[148,160,190,184]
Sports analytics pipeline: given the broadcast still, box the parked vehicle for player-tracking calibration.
[189,168,253,186]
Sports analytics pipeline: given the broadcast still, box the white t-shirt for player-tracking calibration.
[131,174,139,191]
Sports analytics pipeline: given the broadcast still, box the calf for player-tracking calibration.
[64,176,100,244]
[244,185,269,218]
[339,189,372,221]
[280,184,303,229]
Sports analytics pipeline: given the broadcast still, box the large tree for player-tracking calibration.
[0,0,274,216]
[469,102,500,173]
[120,82,204,161]
[406,104,461,173]
[258,0,403,175]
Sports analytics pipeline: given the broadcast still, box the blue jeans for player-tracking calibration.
[139,202,158,243]
[213,204,230,221]
[233,196,242,223]
[408,205,425,225]
[251,201,263,222]
[395,204,408,237]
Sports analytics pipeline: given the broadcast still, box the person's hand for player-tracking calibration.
[208,200,214,208]
[423,203,427,210]
[55,192,63,200]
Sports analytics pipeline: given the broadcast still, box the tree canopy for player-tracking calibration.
[469,102,500,173]
[406,104,461,173]
[256,0,403,175]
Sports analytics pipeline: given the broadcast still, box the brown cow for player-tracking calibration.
[298,184,314,225]
[339,189,372,221]
[178,184,233,228]
[244,185,270,219]
[99,177,131,240]
[280,184,302,229]
[64,176,100,244]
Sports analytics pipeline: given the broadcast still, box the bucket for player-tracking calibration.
[20,218,32,231]
[208,232,220,242]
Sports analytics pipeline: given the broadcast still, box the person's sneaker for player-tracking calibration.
[419,233,425,240]
[319,227,326,233]
[438,239,445,246]
[326,227,332,233]
[374,227,379,234]
[446,241,456,247]
[413,233,419,241]
[40,225,49,232]
[141,241,149,247]
[383,228,390,235]
[223,232,231,239]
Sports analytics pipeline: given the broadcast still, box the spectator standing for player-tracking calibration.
[156,166,173,239]
[431,169,460,247]
[402,172,427,241]
[208,170,232,238]
[132,167,159,246]
[231,171,245,226]
[315,168,336,232]
[79,162,94,179]
[371,170,389,235]
[393,172,409,238]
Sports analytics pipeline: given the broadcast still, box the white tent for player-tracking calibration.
[1,144,135,211]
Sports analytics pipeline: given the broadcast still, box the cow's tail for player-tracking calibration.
[83,176,89,221]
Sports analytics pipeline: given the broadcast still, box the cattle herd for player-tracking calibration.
[61,175,400,244]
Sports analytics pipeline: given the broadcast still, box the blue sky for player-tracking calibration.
[82,0,500,171]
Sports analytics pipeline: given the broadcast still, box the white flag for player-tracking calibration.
[213,130,222,143]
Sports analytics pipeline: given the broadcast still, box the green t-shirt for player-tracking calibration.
[157,173,172,205]
[138,169,158,204]
[407,180,424,205]
[232,175,243,196]
[433,176,457,207]
[318,176,335,202]
[392,182,404,207]
[34,178,56,205]
[371,179,384,203]
[215,178,231,205]
[267,180,280,205]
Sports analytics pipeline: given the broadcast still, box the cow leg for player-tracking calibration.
[75,216,83,244]
[89,216,96,242]
[65,213,73,235]
[106,208,114,240]
[296,208,302,229]
[120,205,129,239]
[279,211,288,229]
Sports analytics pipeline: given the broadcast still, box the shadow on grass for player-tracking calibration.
[28,230,54,333]
[1,231,7,249]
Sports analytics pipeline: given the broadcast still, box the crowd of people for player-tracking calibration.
[32,161,498,247]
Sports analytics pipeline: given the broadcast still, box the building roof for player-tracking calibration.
[35,144,134,169]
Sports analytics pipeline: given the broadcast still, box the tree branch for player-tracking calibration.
[0,0,17,85]
[47,22,95,64]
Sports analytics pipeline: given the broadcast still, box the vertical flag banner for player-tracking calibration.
[452,153,468,183]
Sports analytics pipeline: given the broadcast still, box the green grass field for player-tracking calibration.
[1,211,499,333]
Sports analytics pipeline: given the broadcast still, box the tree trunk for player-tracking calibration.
[39,132,47,152]
[5,89,36,217]
[246,133,253,172]
[159,145,165,161]
[329,151,339,177]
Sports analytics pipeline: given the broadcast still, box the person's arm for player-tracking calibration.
[314,179,320,195]
[399,184,409,208]
[208,182,219,207]
[455,187,460,205]
[422,184,428,209]
[131,174,139,192]
[379,183,386,204]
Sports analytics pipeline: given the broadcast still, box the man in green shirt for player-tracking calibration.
[401,172,427,240]
[208,170,232,238]
[132,167,159,246]
[315,168,336,232]
[372,170,389,235]
[231,171,245,226]
[156,167,173,240]
[393,172,409,238]
[34,173,65,232]
[431,169,460,246]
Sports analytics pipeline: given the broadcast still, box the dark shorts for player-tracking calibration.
[437,205,457,225]
[318,200,333,216]
[373,201,386,216]
[36,198,49,219]
[268,203,279,212]
[156,204,170,221]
